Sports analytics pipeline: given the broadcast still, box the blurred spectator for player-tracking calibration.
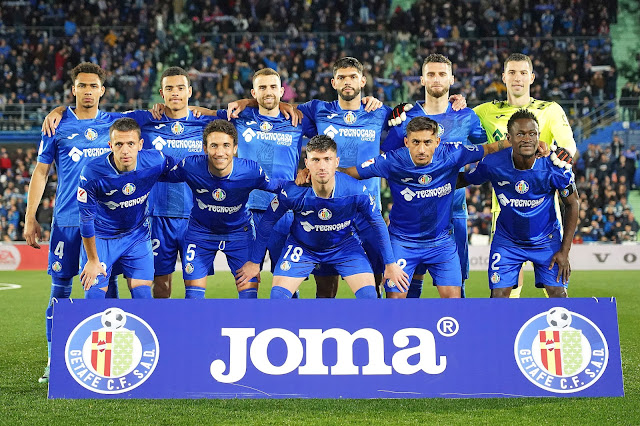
[620,81,639,121]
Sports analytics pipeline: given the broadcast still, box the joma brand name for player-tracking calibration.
[210,327,447,383]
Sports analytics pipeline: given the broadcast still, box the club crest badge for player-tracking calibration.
[514,307,609,393]
[65,308,159,394]
[515,180,529,194]
[84,128,98,141]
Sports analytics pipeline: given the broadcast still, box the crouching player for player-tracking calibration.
[235,135,408,299]
[460,110,579,297]
[78,118,177,298]
[162,120,285,298]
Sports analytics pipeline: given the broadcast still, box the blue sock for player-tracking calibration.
[407,278,424,298]
[238,288,258,299]
[354,286,377,299]
[47,278,72,356]
[85,285,107,299]
[185,286,206,299]
[270,286,293,299]
[131,285,152,299]
[105,275,119,299]
[461,281,466,298]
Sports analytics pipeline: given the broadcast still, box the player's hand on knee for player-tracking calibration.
[384,263,410,292]
[387,103,413,127]
[549,250,571,284]
[150,103,165,120]
[448,94,467,111]
[362,96,383,112]
[80,260,107,290]
[235,261,260,287]
[23,216,42,249]
[295,168,311,186]
[549,142,573,170]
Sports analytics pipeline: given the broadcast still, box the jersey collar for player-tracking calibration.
[511,149,536,170]
[416,100,452,116]
[107,153,138,174]
[68,106,101,120]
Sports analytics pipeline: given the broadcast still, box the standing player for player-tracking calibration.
[23,63,122,384]
[341,117,511,298]
[137,67,220,299]
[162,120,286,298]
[382,54,487,298]
[235,135,408,298]
[473,53,576,298]
[215,68,314,276]
[460,110,579,297]
[42,67,221,298]
[78,118,177,297]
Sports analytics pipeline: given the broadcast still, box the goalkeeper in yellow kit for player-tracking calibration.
[473,53,577,298]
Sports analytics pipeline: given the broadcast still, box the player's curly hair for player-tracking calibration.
[203,119,238,146]
[332,57,364,76]
[406,116,439,136]
[109,118,141,140]
[71,62,107,85]
[161,66,190,86]
[507,109,539,134]
[306,135,337,153]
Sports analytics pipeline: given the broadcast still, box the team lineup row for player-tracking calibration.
[25,54,577,382]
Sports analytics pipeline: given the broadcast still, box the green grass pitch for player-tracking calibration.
[0,270,638,425]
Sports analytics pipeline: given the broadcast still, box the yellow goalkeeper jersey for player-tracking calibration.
[473,98,576,154]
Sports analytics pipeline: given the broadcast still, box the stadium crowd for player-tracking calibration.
[0,0,625,130]
[0,0,637,244]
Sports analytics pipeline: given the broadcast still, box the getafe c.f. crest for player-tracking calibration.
[514,307,608,393]
[65,308,159,394]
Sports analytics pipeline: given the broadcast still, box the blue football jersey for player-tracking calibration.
[163,156,285,240]
[382,102,487,218]
[37,108,120,226]
[217,107,313,211]
[464,149,575,244]
[128,110,217,219]
[250,172,394,265]
[297,100,391,213]
[78,150,177,239]
[357,144,484,247]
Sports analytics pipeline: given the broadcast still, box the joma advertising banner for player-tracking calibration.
[49,299,623,399]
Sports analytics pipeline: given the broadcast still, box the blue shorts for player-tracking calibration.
[414,222,468,281]
[489,232,567,289]
[275,236,373,279]
[80,229,154,288]
[385,237,461,293]
[181,232,256,282]
[314,223,384,276]
[48,225,82,279]
[151,216,189,276]
[252,210,293,273]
